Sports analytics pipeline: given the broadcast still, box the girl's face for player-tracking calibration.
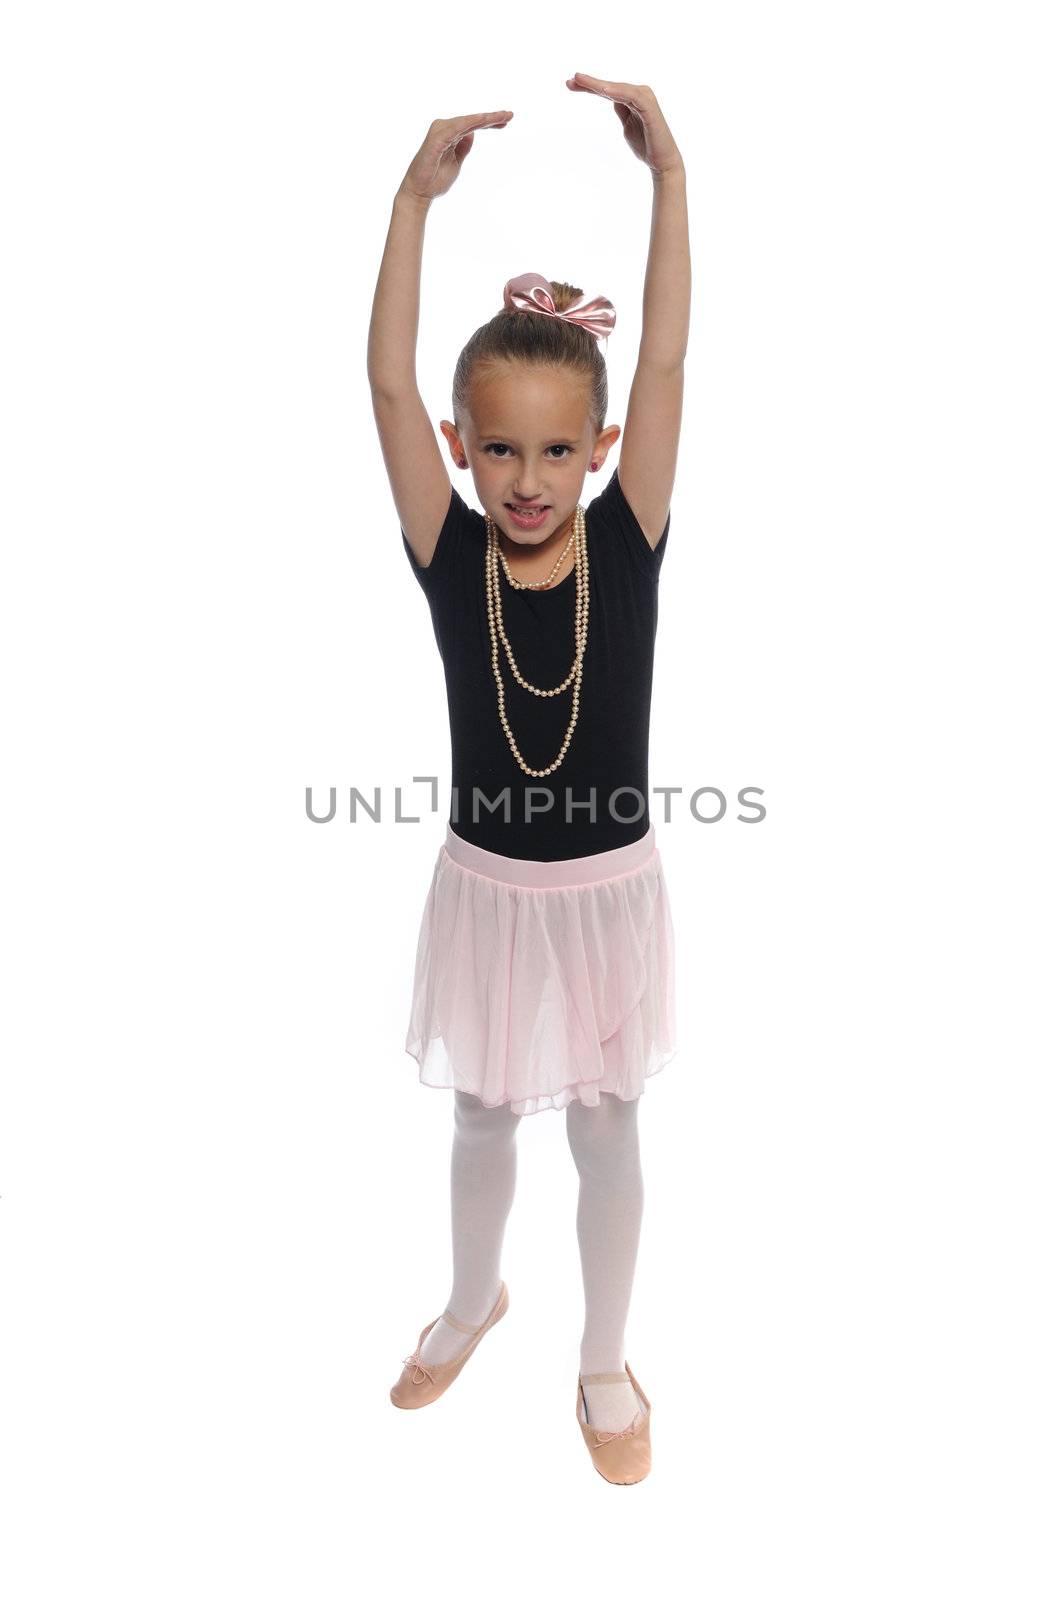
[453,362,609,549]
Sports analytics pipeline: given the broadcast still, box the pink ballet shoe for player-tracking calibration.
[576,1363,653,1484]
[390,1281,510,1409]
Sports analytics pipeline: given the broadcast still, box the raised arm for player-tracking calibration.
[367,111,513,567]
[567,75,690,549]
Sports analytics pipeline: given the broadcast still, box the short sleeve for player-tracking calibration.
[400,483,478,600]
[591,466,671,576]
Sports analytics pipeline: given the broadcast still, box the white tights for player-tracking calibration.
[419,1088,645,1396]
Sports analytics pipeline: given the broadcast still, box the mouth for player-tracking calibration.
[504,504,551,528]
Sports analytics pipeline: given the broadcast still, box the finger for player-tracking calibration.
[568,72,632,95]
[567,72,645,109]
[438,114,512,157]
[436,110,513,136]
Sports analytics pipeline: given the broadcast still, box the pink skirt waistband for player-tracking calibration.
[443,822,658,889]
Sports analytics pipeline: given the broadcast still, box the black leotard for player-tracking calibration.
[401,465,670,861]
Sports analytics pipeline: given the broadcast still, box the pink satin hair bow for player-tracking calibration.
[502,272,616,342]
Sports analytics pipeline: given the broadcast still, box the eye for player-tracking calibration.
[483,442,573,459]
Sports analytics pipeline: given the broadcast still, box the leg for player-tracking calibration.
[566,1090,647,1431]
[419,1089,521,1364]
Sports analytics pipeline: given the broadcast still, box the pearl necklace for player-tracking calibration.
[497,525,576,590]
[483,505,589,777]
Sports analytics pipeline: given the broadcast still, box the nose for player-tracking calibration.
[511,485,545,504]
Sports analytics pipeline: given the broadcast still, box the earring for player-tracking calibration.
[458,457,467,468]
[590,461,600,471]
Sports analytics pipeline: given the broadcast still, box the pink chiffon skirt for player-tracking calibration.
[405,822,678,1116]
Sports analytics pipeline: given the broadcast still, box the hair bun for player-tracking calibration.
[502,272,616,341]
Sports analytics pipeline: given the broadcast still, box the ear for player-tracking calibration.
[439,421,468,468]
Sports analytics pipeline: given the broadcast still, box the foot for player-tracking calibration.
[579,1369,647,1434]
[418,1284,503,1366]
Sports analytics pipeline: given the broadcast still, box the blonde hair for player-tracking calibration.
[452,279,609,436]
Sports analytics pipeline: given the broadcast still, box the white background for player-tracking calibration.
[2,2,1060,1595]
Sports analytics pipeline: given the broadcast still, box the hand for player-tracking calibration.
[565,74,683,178]
[398,110,514,205]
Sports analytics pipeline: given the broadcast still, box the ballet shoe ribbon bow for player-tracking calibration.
[592,1417,639,1447]
[402,1352,436,1385]
[503,272,616,342]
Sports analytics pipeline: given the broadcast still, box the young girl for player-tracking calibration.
[367,73,689,1485]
